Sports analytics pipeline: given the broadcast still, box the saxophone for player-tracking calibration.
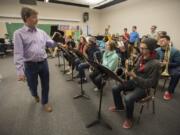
[116,53,138,80]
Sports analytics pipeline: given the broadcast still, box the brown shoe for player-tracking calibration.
[34,96,40,103]
[43,104,53,112]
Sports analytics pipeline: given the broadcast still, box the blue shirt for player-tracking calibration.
[129,31,139,43]
[156,47,180,74]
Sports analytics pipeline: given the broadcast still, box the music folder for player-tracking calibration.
[87,60,124,84]
[52,32,63,43]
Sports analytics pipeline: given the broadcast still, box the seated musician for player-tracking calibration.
[77,37,100,83]
[116,36,128,67]
[89,40,119,91]
[109,38,161,129]
[62,35,76,74]
[156,31,167,47]
[52,32,65,57]
[73,36,88,76]
[156,35,180,100]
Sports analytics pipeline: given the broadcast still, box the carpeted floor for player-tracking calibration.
[0,56,180,135]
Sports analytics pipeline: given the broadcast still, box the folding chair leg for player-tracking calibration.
[152,100,155,114]
[146,101,150,109]
[161,78,167,91]
[137,104,144,123]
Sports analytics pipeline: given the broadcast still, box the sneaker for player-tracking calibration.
[163,91,172,101]
[94,87,99,92]
[66,70,72,75]
[65,66,70,71]
[122,119,133,129]
[73,73,80,79]
[108,106,125,112]
[78,78,87,84]
[89,68,93,73]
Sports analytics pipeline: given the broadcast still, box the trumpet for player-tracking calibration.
[161,44,171,76]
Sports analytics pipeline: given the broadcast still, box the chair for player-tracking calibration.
[0,44,6,57]
[160,75,170,91]
[93,51,102,64]
[136,61,161,123]
[136,86,158,123]
[5,43,13,55]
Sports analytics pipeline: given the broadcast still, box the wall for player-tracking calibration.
[1,0,180,48]
[99,0,180,48]
[0,22,7,38]
[0,0,100,37]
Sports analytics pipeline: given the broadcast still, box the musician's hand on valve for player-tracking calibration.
[126,71,137,78]
[124,69,128,74]
[160,60,167,67]
[125,59,128,65]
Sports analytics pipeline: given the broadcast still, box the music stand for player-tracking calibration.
[72,49,90,100]
[58,47,74,77]
[58,47,68,74]
[86,60,124,130]
[55,43,64,67]
[52,32,62,42]
[56,48,62,67]
[52,32,74,81]
[66,50,80,81]
[71,49,87,62]
[52,32,64,67]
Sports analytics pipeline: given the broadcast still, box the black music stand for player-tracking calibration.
[52,32,64,68]
[73,49,90,99]
[71,49,87,62]
[58,47,68,74]
[58,47,74,77]
[66,50,78,81]
[73,72,90,99]
[56,48,61,67]
[55,48,63,67]
[86,60,124,130]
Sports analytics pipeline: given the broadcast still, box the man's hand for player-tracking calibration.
[160,60,168,67]
[57,43,63,46]
[126,71,137,78]
[18,75,26,82]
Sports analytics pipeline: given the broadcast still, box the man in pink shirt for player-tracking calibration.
[14,7,56,112]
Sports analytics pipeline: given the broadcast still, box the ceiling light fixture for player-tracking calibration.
[89,0,114,9]
[44,0,49,3]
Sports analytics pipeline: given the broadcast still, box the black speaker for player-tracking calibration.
[19,0,37,5]
[83,12,89,22]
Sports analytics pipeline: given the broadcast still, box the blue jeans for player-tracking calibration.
[112,80,146,119]
[89,69,102,89]
[78,63,90,78]
[168,73,180,93]
[74,58,81,71]
[24,60,49,105]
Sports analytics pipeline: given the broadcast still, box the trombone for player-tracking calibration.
[161,44,171,76]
